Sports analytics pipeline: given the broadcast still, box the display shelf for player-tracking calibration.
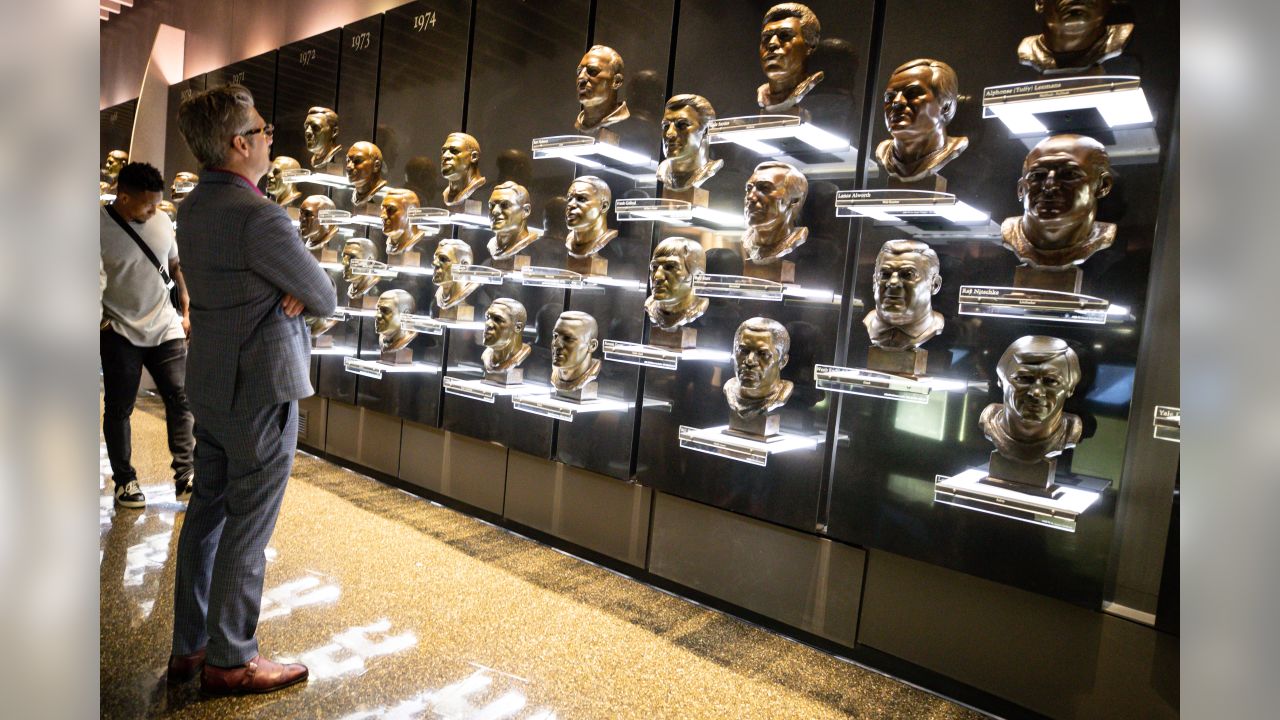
[331,306,377,320]
[309,345,358,357]
[398,313,445,336]
[834,190,999,239]
[814,364,968,404]
[934,468,1106,533]
[405,206,490,229]
[1153,405,1180,443]
[449,264,504,285]
[342,356,440,380]
[172,180,195,194]
[100,193,117,203]
[384,262,434,277]
[512,392,634,422]
[601,340,732,371]
[531,135,657,183]
[513,266,591,290]
[982,76,1153,136]
[614,198,745,230]
[442,376,548,404]
[318,261,344,272]
[957,286,1130,325]
[318,209,383,228]
[678,425,823,467]
[693,274,785,301]
[348,258,400,279]
[706,115,867,178]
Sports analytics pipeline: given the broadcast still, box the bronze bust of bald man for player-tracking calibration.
[876,59,968,184]
[440,132,487,208]
[980,335,1083,491]
[299,195,339,251]
[757,3,824,113]
[1002,133,1114,270]
[375,289,419,353]
[743,161,809,263]
[1018,0,1133,75]
[575,45,630,134]
[267,156,303,207]
[345,141,388,206]
[340,237,380,300]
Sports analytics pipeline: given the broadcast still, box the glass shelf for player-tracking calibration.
[342,356,440,380]
[834,189,999,239]
[512,392,636,422]
[398,313,445,336]
[451,264,505,285]
[958,286,1125,325]
[693,274,785,302]
[531,135,657,183]
[309,345,358,357]
[934,468,1105,533]
[348,258,400,279]
[706,115,868,179]
[1153,405,1180,443]
[283,169,354,190]
[678,424,823,467]
[443,376,549,404]
[814,364,969,404]
[982,76,1153,136]
[318,209,382,228]
[601,340,732,371]
[614,198,745,230]
[514,266,589,290]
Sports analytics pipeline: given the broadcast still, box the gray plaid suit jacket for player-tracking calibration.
[176,171,337,412]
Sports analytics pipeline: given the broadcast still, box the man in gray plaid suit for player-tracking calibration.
[167,84,337,696]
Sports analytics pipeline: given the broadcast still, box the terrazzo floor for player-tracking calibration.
[100,394,988,719]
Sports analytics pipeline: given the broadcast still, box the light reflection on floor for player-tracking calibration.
[100,396,983,720]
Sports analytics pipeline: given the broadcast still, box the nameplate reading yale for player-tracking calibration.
[1153,405,1181,443]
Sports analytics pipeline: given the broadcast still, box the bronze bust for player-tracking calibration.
[487,181,538,260]
[340,237,380,299]
[725,317,793,419]
[658,95,723,192]
[875,59,968,183]
[380,189,427,256]
[863,240,944,351]
[743,161,809,263]
[102,149,128,188]
[170,171,198,203]
[564,176,618,258]
[299,195,339,250]
[575,45,630,134]
[1018,0,1133,75]
[1002,134,1115,269]
[304,106,343,170]
[482,298,531,373]
[551,311,602,393]
[440,132,487,208]
[758,4,824,112]
[345,141,388,206]
[645,237,709,331]
[431,238,480,310]
[980,335,1083,464]
[375,289,418,352]
[266,156,303,206]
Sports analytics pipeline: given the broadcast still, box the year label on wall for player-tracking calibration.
[412,10,438,31]
[299,49,318,66]
[350,32,372,51]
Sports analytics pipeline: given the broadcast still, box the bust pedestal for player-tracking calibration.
[725,411,781,440]
[567,254,608,277]
[867,347,927,378]
[555,381,598,403]
[483,368,524,387]
[742,260,795,284]
[887,173,947,193]
[435,303,474,322]
[348,294,378,309]
[650,326,697,349]
[312,335,334,348]
[491,255,531,273]
[661,185,709,207]
[980,451,1064,498]
[380,347,412,365]
[1014,266,1083,294]
[391,251,422,268]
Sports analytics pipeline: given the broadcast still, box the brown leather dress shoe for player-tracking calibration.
[200,655,309,696]
[167,648,206,685]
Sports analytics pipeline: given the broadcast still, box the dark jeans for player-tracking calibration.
[100,327,195,487]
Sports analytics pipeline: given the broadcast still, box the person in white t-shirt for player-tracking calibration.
[100,161,194,508]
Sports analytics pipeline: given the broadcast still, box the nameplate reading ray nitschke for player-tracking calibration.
[958,286,1109,324]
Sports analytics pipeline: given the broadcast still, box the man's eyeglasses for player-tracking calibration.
[240,123,274,139]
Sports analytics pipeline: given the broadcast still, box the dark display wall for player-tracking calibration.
[144,0,1179,611]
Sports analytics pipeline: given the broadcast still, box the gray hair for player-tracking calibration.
[736,317,790,357]
[488,298,528,328]
[752,161,808,207]
[890,59,960,123]
[665,94,717,127]
[763,4,821,48]
[178,84,257,169]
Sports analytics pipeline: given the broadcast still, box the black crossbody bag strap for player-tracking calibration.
[105,205,176,292]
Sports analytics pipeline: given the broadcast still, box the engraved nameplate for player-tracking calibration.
[677,425,821,467]
[614,197,693,222]
[694,274,785,301]
[443,376,497,404]
[318,209,351,226]
[516,266,587,289]
[398,313,445,335]
[934,468,1103,533]
[451,264,504,285]
[958,285,1109,324]
[343,356,383,379]
[1153,405,1180,443]
[814,364,931,404]
[407,207,451,226]
[603,340,679,371]
[982,76,1141,107]
[348,258,400,279]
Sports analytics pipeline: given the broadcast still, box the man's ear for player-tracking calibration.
[779,352,790,370]
[1034,0,1045,14]
[588,337,599,353]
[521,203,532,215]
[1095,171,1114,199]
[1016,177,1029,203]
[931,272,943,295]
[469,150,479,163]
[612,72,624,91]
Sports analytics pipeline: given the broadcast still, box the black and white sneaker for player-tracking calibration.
[114,480,146,509]
[175,474,194,502]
